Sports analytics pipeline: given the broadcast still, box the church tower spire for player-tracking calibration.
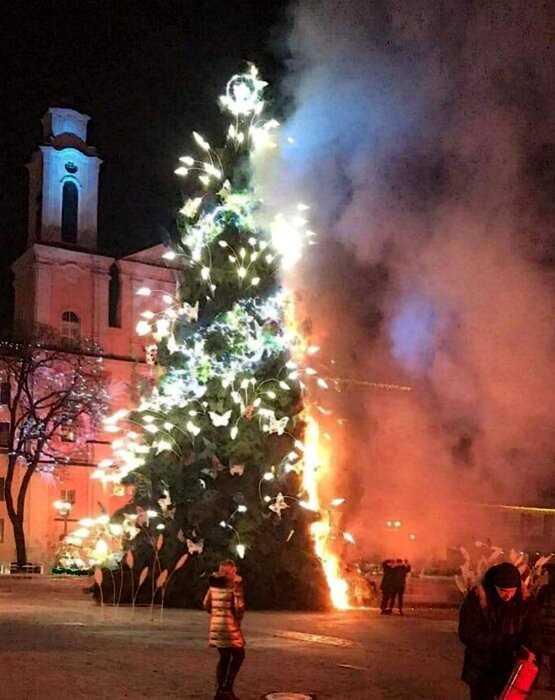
[26,107,102,251]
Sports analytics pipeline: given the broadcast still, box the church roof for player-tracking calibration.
[119,243,176,267]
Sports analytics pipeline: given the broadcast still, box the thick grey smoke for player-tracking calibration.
[254,0,555,558]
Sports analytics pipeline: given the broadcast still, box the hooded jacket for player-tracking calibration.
[203,573,245,648]
[458,565,533,691]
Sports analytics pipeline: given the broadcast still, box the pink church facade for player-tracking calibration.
[0,107,176,568]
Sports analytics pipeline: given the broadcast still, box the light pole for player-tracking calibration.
[53,499,74,540]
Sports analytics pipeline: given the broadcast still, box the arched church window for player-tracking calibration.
[61,311,80,347]
[61,181,78,244]
[108,263,121,328]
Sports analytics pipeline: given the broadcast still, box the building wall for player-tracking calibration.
[5,246,176,568]
[2,106,178,568]
[0,321,169,568]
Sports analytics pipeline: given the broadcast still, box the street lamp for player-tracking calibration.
[53,499,73,540]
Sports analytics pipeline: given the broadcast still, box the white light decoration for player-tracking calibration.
[136,320,151,336]
[70,64,350,609]
[93,539,109,559]
[219,64,267,117]
[193,131,211,151]
[180,197,203,218]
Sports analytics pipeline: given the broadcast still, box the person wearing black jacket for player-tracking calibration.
[380,559,396,614]
[535,563,555,690]
[392,559,411,615]
[458,562,536,700]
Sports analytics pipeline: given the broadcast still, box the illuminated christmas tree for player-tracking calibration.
[91,66,331,609]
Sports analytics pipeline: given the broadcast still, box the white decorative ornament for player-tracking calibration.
[186,538,204,555]
[209,410,232,427]
[268,415,289,436]
[181,301,199,322]
[145,344,158,366]
[154,318,171,341]
[180,197,202,218]
[269,493,289,519]
[219,65,267,117]
[158,490,172,513]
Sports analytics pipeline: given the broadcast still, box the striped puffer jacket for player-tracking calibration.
[203,574,245,648]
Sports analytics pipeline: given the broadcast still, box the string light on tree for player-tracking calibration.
[70,64,349,610]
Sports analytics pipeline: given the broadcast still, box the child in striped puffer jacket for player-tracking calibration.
[203,559,246,700]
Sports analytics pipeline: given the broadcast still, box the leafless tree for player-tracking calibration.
[0,338,108,567]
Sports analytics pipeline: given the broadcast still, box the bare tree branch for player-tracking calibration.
[0,336,109,566]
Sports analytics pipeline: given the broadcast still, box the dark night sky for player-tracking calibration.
[0,1,287,273]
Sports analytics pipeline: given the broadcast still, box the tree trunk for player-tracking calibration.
[3,457,25,567]
[12,515,27,568]
[5,454,37,570]
[13,459,37,568]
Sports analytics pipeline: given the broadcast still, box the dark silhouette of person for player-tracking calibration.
[380,559,396,614]
[392,559,411,615]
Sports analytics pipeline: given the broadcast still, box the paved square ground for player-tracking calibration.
[0,577,551,699]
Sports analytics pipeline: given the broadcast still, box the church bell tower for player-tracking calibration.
[26,107,102,251]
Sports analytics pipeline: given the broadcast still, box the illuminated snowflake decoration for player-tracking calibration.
[219,64,267,116]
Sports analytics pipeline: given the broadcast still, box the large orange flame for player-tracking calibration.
[303,415,350,610]
[284,290,350,609]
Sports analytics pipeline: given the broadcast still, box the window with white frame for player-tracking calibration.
[61,311,80,346]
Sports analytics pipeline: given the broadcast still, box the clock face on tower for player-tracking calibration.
[65,161,78,174]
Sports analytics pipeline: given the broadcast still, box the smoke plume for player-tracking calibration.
[254,0,555,559]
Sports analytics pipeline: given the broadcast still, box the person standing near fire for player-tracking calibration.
[392,558,411,615]
[458,562,537,700]
[380,559,396,614]
[203,559,246,700]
